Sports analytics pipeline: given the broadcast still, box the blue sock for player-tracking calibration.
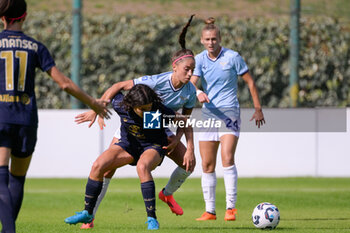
[0,166,15,233]
[141,180,156,219]
[8,173,26,220]
[84,178,103,215]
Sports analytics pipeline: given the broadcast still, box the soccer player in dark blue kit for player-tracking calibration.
[0,0,109,232]
[65,84,191,230]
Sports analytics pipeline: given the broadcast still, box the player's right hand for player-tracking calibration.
[197,92,210,103]
[92,99,111,119]
[250,108,265,128]
[75,110,97,128]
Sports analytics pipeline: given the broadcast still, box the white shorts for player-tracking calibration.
[198,107,241,141]
[198,127,240,141]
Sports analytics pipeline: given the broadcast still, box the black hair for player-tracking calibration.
[0,0,27,23]
[120,84,162,111]
[171,14,195,65]
[0,0,10,17]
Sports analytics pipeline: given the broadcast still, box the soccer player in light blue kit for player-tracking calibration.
[75,15,196,229]
[191,17,265,221]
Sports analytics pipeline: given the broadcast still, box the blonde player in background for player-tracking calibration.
[191,17,265,221]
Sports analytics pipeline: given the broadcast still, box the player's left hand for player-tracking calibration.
[75,110,97,128]
[183,149,196,172]
[250,108,265,128]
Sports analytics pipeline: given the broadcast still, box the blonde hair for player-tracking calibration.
[202,17,221,37]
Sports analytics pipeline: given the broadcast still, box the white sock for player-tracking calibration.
[93,177,111,216]
[201,172,216,214]
[223,165,237,209]
[163,166,191,196]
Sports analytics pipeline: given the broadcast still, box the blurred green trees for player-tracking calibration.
[20,13,350,108]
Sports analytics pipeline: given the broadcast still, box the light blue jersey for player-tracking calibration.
[133,71,196,111]
[193,47,248,109]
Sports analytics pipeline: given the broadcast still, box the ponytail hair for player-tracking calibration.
[171,14,195,66]
[178,14,195,50]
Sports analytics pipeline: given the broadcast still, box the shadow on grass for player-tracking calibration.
[284,217,350,221]
[109,226,303,231]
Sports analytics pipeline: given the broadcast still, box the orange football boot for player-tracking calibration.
[224,208,237,221]
[196,212,217,221]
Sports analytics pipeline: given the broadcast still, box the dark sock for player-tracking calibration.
[8,173,26,220]
[0,166,15,233]
[84,178,103,215]
[141,180,156,219]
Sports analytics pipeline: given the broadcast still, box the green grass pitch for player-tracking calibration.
[11,177,350,232]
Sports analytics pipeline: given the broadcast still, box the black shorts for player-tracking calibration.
[115,138,166,166]
[0,123,37,158]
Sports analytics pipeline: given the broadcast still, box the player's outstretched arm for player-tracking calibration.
[98,80,135,128]
[100,80,134,101]
[75,80,135,128]
[190,75,210,103]
[47,66,110,118]
[241,72,265,128]
[73,80,134,129]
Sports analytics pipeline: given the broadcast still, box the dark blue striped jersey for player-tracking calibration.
[112,93,176,147]
[0,30,55,126]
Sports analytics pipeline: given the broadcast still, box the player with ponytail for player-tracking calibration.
[74,15,197,229]
[66,84,192,230]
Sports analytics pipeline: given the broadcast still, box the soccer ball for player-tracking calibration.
[252,202,280,229]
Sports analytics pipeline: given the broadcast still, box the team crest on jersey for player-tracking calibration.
[220,60,228,68]
[128,125,145,139]
[180,96,188,101]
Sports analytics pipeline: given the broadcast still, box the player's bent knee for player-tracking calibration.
[91,160,107,175]
[136,163,146,173]
[136,163,152,176]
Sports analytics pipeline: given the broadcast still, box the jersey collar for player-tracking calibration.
[206,47,224,62]
[168,73,185,92]
[3,29,24,34]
